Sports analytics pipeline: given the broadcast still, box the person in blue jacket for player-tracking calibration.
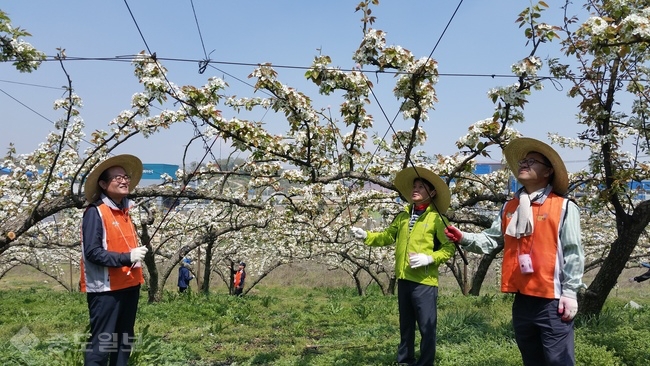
[350,166,455,366]
[178,258,194,293]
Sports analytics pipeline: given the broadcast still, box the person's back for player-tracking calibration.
[178,258,193,293]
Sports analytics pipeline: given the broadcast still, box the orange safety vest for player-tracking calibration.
[500,192,568,299]
[80,202,144,293]
[234,270,244,288]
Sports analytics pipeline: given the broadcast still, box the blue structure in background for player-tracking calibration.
[141,163,178,183]
[472,163,522,193]
[140,163,181,209]
[474,163,503,175]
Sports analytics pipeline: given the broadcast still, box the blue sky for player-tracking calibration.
[1,1,592,172]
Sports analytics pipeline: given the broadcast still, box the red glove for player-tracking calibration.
[444,226,463,243]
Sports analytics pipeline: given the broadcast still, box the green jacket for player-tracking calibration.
[364,205,455,287]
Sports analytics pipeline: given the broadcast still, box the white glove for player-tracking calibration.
[350,227,367,240]
[409,253,433,268]
[558,295,578,321]
[130,246,148,263]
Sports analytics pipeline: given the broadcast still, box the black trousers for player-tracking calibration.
[512,293,575,366]
[397,279,438,366]
[85,285,140,366]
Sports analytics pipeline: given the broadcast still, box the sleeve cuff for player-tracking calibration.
[561,290,577,299]
[121,253,132,266]
[459,235,470,246]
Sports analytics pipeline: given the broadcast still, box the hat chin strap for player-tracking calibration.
[415,192,435,208]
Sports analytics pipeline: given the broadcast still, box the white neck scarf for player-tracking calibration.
[505,190,539,239]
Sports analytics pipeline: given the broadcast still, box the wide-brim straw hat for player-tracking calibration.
[394,166,451,214]
[504,137,569,195]
[84,154,143,202]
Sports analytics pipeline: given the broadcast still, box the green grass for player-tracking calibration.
[0,284,649,365]
[2,265,650,365]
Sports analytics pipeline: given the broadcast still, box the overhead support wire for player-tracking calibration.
[0,79,66,90]
[190,0,208,59]
[0,56,585,83]
[123,0,218,161]
[0,87,56,124]
[189,0,215,74]
[350,0,469,264]
[122,0,224,243]
[359,0,466,179]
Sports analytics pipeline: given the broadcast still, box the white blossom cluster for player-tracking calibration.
[622,13,650,38]
[582,16,610,36]
[456,118,519,151]
[352,29,386,66]
[511,56,542,77]
[1,13,45,72]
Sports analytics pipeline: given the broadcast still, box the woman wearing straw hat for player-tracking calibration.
[80,154,148,366]
[351,166,455,366]
[444,137,585,366]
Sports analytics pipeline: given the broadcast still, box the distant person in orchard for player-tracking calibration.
[629,262,650,283]
[233,262,246,296]
[444,137,585,366]
[350,166,455,366]
[178,258,194,293]
[80,154,148,366]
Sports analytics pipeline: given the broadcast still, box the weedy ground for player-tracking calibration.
[1,264,649,365]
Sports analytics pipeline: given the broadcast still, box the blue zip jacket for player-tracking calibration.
[178,265,193,288]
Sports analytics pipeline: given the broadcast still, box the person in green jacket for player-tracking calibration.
[351,166,455,366]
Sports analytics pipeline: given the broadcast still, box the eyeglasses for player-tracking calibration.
[517,158,550,168]
[109,174,131,183]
